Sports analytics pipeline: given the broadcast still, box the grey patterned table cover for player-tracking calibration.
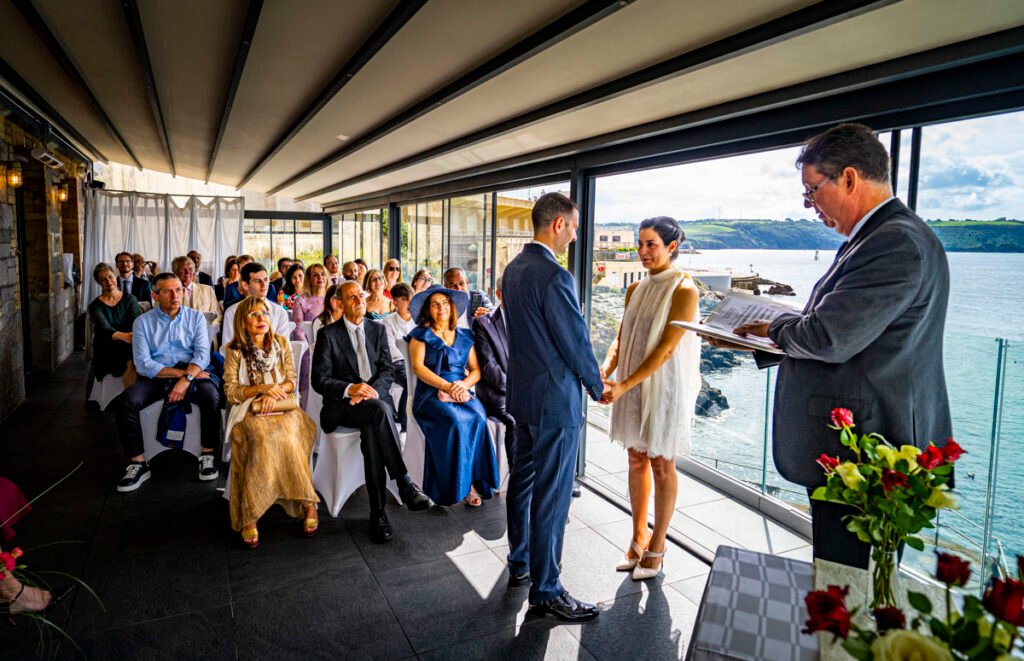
[686,546,819,661]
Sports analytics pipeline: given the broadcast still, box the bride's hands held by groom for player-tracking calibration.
[599,378,627,404]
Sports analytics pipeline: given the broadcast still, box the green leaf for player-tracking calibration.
[907,590,933,615]
[905,536,925,551]
[811,486,828,501]
[841,636,874,661]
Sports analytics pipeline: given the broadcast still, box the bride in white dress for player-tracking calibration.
[601,216,701,581]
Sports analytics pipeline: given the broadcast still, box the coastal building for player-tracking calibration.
[1,2,1022,657]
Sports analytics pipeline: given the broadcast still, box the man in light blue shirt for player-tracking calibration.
[115,272,222,492]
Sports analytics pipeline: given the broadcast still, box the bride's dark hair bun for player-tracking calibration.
[638,216,685,259]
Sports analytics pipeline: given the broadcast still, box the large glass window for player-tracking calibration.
[494,184,570,289]
[332,208,385,267]
[243,217,324,271]
[448,194,489,290]
[400,200,446,283]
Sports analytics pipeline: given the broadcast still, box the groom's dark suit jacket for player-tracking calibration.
[311,318,395,433]
[757,198,952,487]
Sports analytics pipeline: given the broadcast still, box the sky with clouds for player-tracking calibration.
[592,110,1024,224]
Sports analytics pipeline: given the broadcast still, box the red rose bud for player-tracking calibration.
[871,607,906,633]
[830,407,854,428]
[940,438,965,463]
[10,547,22,559]
[0,552,13,572]
[816,454,840,473]
[935,552,971,587]
[917,445,945,470]
[881,469,909,492]
[803,585,851,638]
[983,577,1024,626]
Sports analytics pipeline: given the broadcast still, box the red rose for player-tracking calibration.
[935,552,971,587]
[10,547,22,559]
[803,585,851,638]
[816,454,840,473]
[940,438,965,463]
[983,577,1024,626]
[0,552,13,572]
[872,607,906,633]
[917,445,945,470]
[831,408,854,428]
[881,469,909,492]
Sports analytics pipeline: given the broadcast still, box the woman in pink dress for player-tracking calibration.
[291,263,328,407]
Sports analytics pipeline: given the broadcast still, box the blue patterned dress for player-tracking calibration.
[406,325,499,506]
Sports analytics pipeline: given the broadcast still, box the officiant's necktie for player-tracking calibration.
[354,326,372,382]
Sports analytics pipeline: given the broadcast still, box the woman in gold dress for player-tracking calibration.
[223,296,319,548]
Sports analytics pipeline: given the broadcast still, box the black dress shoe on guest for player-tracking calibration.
[369,512,393,544]
[508,571,531,587]
[572,483,582,498]
[530,591,599,622]
[398,479,431,512]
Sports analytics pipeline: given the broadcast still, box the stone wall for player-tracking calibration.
[0,112,84,419]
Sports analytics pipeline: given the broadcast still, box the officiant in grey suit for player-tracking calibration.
[717,123,952,569]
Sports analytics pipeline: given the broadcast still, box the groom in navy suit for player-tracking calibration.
[502,192,607,621]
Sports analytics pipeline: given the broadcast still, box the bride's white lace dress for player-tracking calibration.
[609,268,701,460]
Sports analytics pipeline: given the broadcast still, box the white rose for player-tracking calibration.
[870,630,953,661]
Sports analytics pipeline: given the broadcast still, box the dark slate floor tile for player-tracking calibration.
[418,621,595,660]
[89,495,230,560]
[375,548,528,653]
[67,545,231,634]
[17,474,110,523]
[234,571,413,660]
[343,499,488,574]
[7,511,99,574]
[101,457,227,512]
[574,583,700,661]
[69,605,236,660]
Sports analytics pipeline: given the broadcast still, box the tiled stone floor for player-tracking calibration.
[1,353,711,659]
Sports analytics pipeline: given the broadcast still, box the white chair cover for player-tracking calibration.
[140,400,203,462]
[487,417,511,492]
[88,375,124,411]
[395,339,425,486]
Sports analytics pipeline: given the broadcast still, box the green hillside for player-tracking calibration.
[599,219,1024,252]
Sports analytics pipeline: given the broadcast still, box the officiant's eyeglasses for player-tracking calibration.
[802,175,838,206]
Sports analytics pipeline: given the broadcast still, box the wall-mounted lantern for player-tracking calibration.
[5,162,23,188]
[58,182,69,202]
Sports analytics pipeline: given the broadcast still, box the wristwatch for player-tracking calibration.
[184,374,195,383]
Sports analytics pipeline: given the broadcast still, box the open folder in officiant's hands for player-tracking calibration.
[671,291,796,355]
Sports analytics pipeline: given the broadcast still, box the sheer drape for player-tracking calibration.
[82,190,243,311]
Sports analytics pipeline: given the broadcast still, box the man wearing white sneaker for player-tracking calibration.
[115,272,222,492]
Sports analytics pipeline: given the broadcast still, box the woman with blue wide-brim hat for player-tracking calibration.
[405,285,498,507]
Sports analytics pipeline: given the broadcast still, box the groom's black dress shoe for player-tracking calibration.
[369,511,393,543]
[530,591,599,621]
[399,479,431,511]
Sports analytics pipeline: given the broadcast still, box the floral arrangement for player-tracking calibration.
[0,545,25,580]
[804,552,1024,660]
[813,407,964,607]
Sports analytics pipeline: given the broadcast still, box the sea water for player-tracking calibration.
[678,249,1024,573]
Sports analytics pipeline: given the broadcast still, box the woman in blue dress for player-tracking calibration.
[406,285,498,507]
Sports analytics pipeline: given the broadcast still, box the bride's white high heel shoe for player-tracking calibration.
[632,549,665,581]
[616,541,646,571]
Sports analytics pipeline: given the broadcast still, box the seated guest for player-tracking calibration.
[172,256,219,316]
[342,261,359,282]
[311,283,343,344]
[277,263,304,312]
[215,256,239,301]
[363,269,394,320]
[293,264,328,341]
[354,259,368,283]
[223,296,320,548]
[378,283,416,431]
[270,257,293,285]
[324,254,342,285]
[89,263,142,388]
[187,250,213,286]
[132,253,149,281]
[472,276,515,467]
[410,269,433,294]
[407,286,498,507]
[116,273,222,492]
[383,259,402,297]
[443,267,493,328]
[115,251,152,301]
[311,281,430,543]
[224,255,276,306]
[223,263,294,346]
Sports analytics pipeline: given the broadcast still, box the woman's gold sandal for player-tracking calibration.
[303,505,319,537]
[241,525,259,549]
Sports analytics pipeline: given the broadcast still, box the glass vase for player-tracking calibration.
[869,548,898,610]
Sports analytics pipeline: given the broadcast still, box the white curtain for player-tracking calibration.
[82,190,244,311]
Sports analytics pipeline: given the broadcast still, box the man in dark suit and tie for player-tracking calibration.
[723,123,952,568]
[472,276,514,466]
[502,192,608,621]
[114,252,152,302]
[311,281,430,543]
[187,250,214,286]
